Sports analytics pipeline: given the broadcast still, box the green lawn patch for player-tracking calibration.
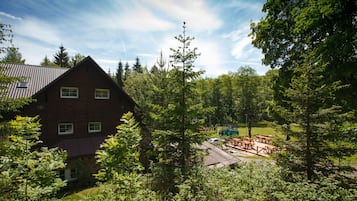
[61,187,100,200]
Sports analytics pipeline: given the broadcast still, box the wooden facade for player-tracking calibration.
[2,56,136,183]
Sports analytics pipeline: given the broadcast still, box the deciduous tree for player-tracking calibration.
[0,116,67,200]
[69,53,85,67]
[95,112,143,199]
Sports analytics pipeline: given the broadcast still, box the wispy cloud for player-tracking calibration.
[0,11,22,21]
[14,17,61,46]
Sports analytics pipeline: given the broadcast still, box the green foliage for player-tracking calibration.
[0,116,67,200]
[251,0,357,181]
[173,163,357,201]
[0,68,32,120]
[62,162,357,201]
[69,53,85,67]
[1,46,25,64]
[194,68,274,127]
[40,55,58,67]
[250,0,357,111]
[95,112,143,198]
[77,184,159,201]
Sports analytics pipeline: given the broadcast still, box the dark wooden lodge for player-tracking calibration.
[1,56,136,184]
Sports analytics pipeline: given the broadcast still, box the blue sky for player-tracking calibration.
[0,0,268,77]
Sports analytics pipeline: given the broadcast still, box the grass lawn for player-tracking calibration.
[60,187,100,200]
[214,121,283,139]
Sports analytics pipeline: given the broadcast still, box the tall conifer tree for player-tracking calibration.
[116,61,124,88]
[151,22,207,198]
[53,45,70,68]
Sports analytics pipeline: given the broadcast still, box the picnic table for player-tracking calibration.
[256,135,272,144]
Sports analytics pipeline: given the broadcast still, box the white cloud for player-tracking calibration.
[223,25,255,60]
[85,1,174,32]
[155,35,229,77]
[143,0,222,32]
[14,17,61,46]
[13,37,56,65]
[117,4,175,31]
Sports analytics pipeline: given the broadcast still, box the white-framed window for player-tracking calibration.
[60,87,79,98]
[58,123,74,135]
[88,122,101,133]
[95,88,110,99]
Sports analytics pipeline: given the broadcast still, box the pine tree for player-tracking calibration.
[53,45,70,68]
[116,61,124,88]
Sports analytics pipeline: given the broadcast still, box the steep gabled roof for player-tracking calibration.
[1,63,68,98]
[1,56,136,106]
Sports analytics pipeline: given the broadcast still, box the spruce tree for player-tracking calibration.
[116,61,124,88]
[151,22,207,198]
[276,52,357,181]
[53,45,70,68]
[124,62,131,81]
[132,56,143,73]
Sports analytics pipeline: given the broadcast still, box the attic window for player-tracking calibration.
[61,87,79,98]
[17,82,29,88]
[95,88,110,99]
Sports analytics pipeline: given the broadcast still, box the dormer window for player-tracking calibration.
[95,88,110,99]
[17,82,29,88]
[61,87,79,98]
